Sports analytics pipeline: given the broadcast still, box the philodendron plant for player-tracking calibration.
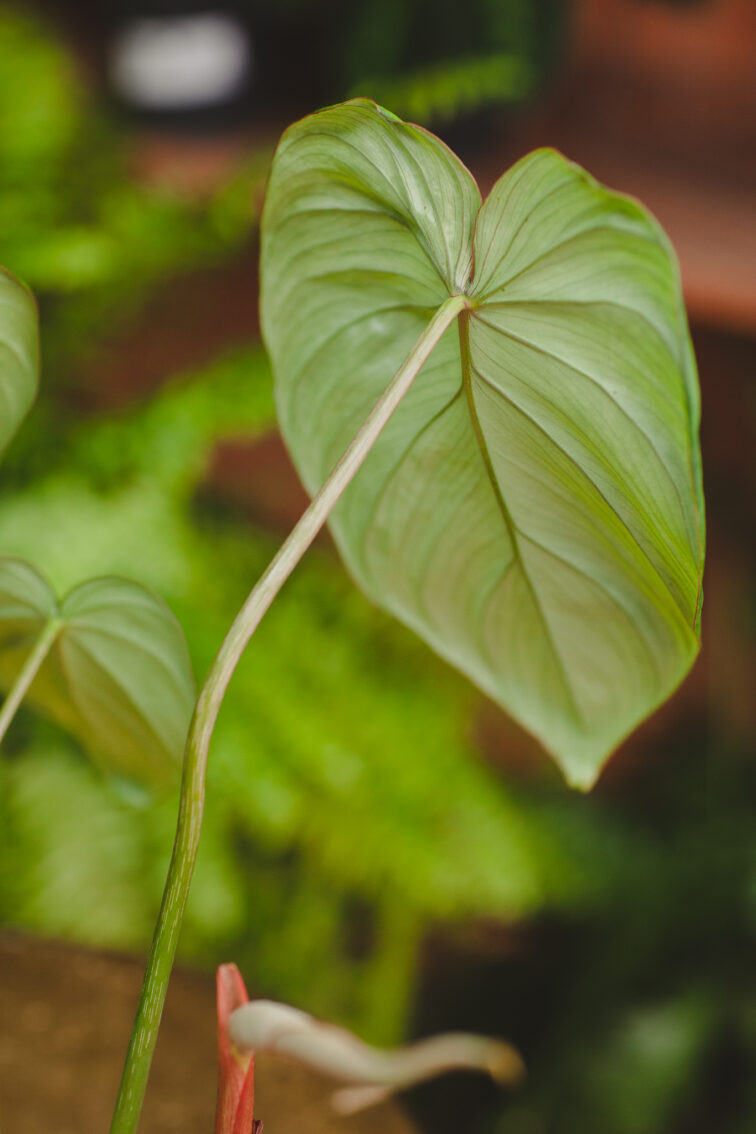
[0,99,704,1132]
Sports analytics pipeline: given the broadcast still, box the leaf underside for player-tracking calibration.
[262,100,704,787]
[0,557,195,786]
[0,267,38,454]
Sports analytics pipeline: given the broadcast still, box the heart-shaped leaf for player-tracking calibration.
[0,267,39,454]
[0,557,195,786]
[261,99,704,787]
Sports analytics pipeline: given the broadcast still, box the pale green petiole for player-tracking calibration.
[0,617,62,746]
[108,292,468,1134]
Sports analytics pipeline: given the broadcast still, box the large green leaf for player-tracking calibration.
[261,99,704,787]
[0,268,39,453]
[0,557,195,785]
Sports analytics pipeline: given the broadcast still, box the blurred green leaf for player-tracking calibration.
[588,996,712,1134]
[0,267,38,454]
[0,557,195,786]
[0,5,81,174]
[261,99,704,787]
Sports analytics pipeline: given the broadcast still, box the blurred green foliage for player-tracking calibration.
[0,6,755,1133]
[252,0,562,130]
[340,0,561,123]
[0,5,265,378]
[0,343,630,1041]
[354,53,532,126]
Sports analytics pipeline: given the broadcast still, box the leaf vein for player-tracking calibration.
[468,356,692,624]
[472,310,693,545]
[459,316,585,726]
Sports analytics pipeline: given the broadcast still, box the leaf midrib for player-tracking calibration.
[457,310,585,728]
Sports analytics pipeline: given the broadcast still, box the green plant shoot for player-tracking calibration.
[0,98,705,1133]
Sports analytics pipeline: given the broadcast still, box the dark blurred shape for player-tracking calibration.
[41,0,568,142]
[238,0,566,130]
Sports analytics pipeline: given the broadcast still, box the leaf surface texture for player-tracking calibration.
[261,100,704,786]
[0,268,38,454]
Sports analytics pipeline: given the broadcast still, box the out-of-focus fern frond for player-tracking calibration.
[350,53,533,125]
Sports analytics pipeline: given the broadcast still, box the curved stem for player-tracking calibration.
[0,617,62,746]
[108,293,468,1134]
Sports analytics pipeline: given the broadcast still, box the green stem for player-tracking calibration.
[109,293,468,1134]
[0,617,62,746]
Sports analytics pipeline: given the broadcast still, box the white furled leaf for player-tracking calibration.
[229,999,523,1113]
